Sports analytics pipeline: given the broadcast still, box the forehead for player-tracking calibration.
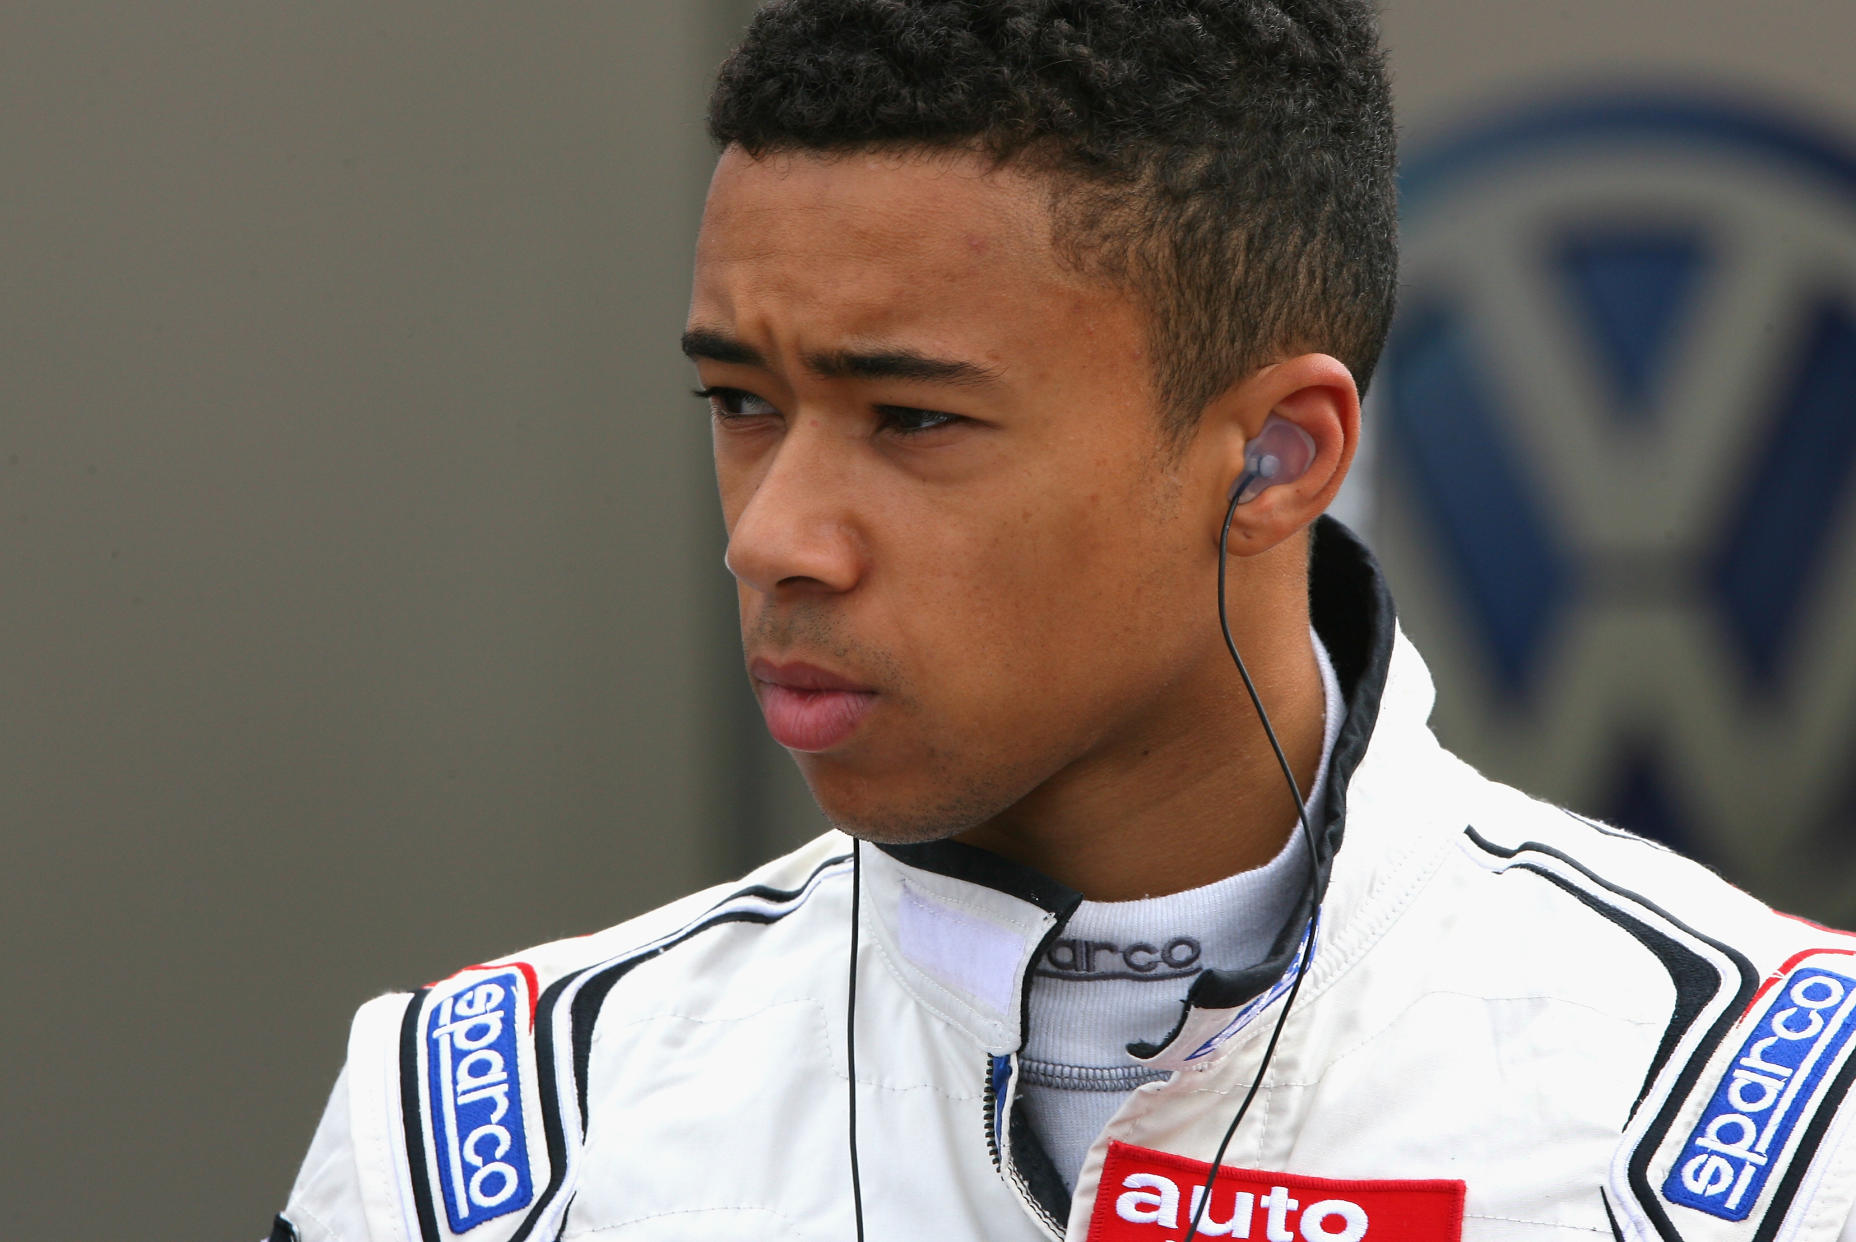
[690,146,1134,356]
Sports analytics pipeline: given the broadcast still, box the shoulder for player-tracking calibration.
[481,829,856,995]
[1443,759,1815,969]
[280,832,854,1242]
[1406,748,1840,1028]
[1417,757,1856,1240]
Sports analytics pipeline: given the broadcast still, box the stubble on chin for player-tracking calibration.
[798,738,1043,848]
[814,792,991,847]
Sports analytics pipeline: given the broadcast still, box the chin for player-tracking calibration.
[822,813,964,847]
[803,765,1022,847]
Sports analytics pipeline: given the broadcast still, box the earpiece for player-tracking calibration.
[1230,414,1317,506]
[1184,411,1324,1242]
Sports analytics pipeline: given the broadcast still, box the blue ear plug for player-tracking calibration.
[1230,414,1317,505]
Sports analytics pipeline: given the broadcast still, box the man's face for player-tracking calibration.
[687,146,1222,843]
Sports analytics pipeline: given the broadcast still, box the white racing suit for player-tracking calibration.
[275,520,1856,1242]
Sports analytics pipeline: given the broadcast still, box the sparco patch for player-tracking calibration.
[1663,961,1856,1221]
[426,968,536,1232]
[1086,1141,1464,1242]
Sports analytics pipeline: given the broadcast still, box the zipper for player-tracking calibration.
[985,1052,1066,1237]
[982,894,1083,1238]
[983,1054,1007,1170]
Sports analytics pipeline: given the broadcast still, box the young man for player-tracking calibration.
[274,4,1856,1240]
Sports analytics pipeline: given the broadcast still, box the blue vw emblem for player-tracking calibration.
[1377,96,1856,917]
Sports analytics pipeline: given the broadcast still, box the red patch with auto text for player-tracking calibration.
[1086,1142,1465,1242]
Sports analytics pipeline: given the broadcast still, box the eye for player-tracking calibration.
[878,406,963,435]
[693,387,779,419]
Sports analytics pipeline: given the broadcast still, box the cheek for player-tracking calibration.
[907,496,1081,639]
[890,487,1193,715]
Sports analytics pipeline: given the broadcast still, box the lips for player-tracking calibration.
[749,659,878,752]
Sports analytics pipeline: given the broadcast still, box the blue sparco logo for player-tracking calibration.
[427,971,534,1232]
[1664,967,1856,1219]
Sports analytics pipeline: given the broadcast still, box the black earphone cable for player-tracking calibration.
[847,838,867,1242]
[1178,481,1323,1242]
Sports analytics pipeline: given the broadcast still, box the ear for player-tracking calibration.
[1199,353,1360,555]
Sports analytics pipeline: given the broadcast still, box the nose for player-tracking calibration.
[723,424,864,597]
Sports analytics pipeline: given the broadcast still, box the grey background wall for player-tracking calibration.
[1,3,1850,1237]
[2,3,777,1234]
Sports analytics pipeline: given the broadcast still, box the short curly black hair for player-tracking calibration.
[708,0,1398,440]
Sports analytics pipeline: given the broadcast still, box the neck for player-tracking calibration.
[956,547,1325,902]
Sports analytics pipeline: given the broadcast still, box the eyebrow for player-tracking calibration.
[681,326,1003,389]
